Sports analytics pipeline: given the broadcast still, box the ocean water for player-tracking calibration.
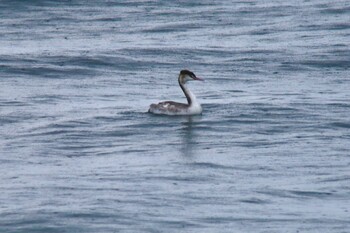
[1,0,350,232]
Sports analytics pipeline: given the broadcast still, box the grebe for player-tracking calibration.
[148,70,204,115]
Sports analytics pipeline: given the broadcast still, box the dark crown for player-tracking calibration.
[180,69,196,78]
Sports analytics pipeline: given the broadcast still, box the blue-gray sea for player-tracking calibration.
[1,1,350,232]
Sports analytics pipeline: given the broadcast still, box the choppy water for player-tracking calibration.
[1,1,350,232]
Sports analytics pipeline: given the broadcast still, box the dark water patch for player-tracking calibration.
[258,189,334,199]
[1,64,93,79]
[171,1,217,7]
[43,120,92,129]
[92,115,122,122]
[325,23,350,31]
[122,47,279,61]
[300,60,350,69]
[0,215,57,229]
[320,6,350,15]
[32,54,174,73]
[224,89,244,93]
[332,43,348,48]
[199,116,266,127]
[219,118,266,125]
[150,219,199,229]
[26,94,68,104]
[142,23,201,33]
[189,162,274,172]
[146,175,211,183]
[103,1,160,7]
[120,148,149,154]
[249,28,278,36]
[34,129,78,136]
[0,100,28,107]
[255,126,292,135]
[0,56,38,65]
[328,48,350,58]
[236,139,289,148]
[230,57,266,63]
[95,129,138,138]
[329,122,350,129]
[0,113,42,126]
[198,216,294,224]
[236,4,297,17]
[248,104,303,118]
[299,22,350,32]
[326,102,350,108]
[239,49,281,56]
[239,197,270,204]
[253,105,299,112]
[279,62,312,71]
[66,55,114,67]
[63,211,110,218]
[320,175,350,183]
[189,162,236,170]
[289,190,333,198]
[22,121,100,140]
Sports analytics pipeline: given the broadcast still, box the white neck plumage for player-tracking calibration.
[179,82,200,107]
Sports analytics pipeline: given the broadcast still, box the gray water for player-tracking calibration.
[1,1,350,232]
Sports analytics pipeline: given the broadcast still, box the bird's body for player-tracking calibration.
[148,70,203,116]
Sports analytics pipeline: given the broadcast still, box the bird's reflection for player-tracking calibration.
[179,116,200,157]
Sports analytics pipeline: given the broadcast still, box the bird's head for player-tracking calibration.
[178,70,204,84]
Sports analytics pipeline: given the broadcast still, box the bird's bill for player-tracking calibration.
[193,76,204,81]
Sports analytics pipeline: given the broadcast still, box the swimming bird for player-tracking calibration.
[148,70,204,115]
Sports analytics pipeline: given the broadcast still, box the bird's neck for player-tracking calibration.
[179,81,198,106]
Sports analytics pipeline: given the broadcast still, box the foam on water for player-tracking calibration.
[1,0,350,232]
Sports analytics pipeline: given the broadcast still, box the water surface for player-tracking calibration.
[1,0,350,232]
